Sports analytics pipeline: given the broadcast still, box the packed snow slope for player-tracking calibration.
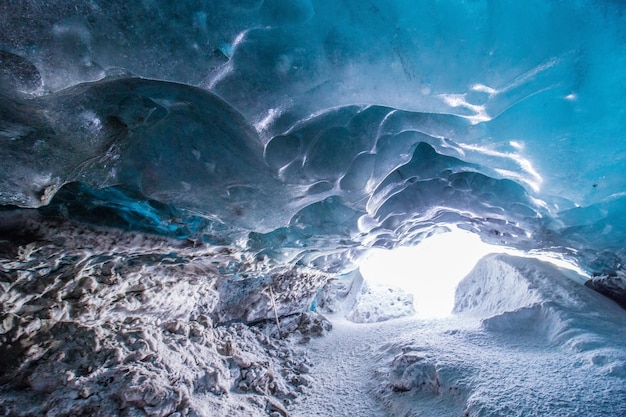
[0,0,625,282]
[296,253,626,417]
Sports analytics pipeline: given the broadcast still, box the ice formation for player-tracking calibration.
[1,0,626,416]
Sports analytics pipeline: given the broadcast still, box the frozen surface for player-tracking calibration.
[315,268,415,323]
[0,217,331,416]
[2,1,626,416]
[0,0,625,279]
[1,208,625,416]
[344,281,415,324]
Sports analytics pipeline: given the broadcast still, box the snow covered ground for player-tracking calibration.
[0,218,330,417]
[292,315,387,416]
[292,254,626,417]
[293,314,625,417]
[1,218,625,416]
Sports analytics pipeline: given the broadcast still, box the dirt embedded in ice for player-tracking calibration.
[585,270,626,308]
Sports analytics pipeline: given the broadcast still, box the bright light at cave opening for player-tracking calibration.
[360,228,508,318]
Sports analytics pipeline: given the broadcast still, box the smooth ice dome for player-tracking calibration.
[1,1,626,416]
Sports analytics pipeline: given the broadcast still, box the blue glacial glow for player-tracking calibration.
[1,0,625,278]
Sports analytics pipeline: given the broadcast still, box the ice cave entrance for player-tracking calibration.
[359,228,509,318]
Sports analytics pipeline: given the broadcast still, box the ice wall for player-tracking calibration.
[1,1,626,278]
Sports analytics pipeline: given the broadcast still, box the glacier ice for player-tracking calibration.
[1,0,625,278]
[2,0,626,416]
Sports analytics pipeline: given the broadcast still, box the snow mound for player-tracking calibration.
[370,321,481,417]
[388,352,440,394]
[454,253,622,315]
[314,269,415,323]
[352,253,626,416]
[453,254,544,316]
[454,253,626,371]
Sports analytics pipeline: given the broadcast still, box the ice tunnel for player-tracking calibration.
[1,1,626,416]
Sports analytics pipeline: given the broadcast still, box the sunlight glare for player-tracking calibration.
[359,228,506,318]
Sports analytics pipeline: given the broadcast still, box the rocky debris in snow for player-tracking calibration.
[214,268,329,324]
[267,311,333,342]
[370,336,473,417]
[0,219,330,416]
[388,352,440,394]
[313,270,357,314]
[0,314,317,417]
[585,270,626,309]
[315,268,415,323]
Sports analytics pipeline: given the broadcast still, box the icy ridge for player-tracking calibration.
[1,0,626,278]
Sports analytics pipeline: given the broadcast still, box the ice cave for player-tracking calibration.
[1,1,626,416]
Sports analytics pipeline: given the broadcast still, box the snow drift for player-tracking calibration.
[369,254,626,417]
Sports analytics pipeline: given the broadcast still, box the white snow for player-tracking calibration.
[290,253,626,417]
[291,316,388,417]
[0,219,330,417]
[291,311,626,416]
[1,219,625,417]
[344,281,415,323]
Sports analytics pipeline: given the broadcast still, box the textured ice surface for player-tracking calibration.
[1,0,626,279]
[2,1,626,415]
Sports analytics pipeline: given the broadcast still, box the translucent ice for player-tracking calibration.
[1,1,625,285]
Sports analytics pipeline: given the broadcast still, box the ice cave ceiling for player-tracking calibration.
[1,0,626,282]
